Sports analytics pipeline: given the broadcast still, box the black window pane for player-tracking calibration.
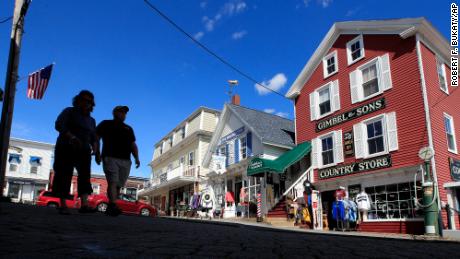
[322,150,334,165]
[375,121,383,135]
[327,65,335,74]
[363,78,379,97]
[367,123,374,138]
[319,101,331,115]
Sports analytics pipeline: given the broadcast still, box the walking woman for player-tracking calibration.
[51,90,97,214]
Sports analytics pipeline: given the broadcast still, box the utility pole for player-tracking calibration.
[0,0,31,198]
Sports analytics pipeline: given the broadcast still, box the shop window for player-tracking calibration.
[346,35,365,65]
[7,183,20,199]
[444,113,458,153]
[349,54,392,104]
[322,50,338,78]
[168,136,173,147]
[354,113,398,159]
[239,136,247,159]
[437,58,448,94]
[365,181,423,220]
[309,80,340,121]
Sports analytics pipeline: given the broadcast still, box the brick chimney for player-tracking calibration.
[231,94,240,106]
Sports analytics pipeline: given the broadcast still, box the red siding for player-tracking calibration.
[421,42,460,229]
[295,35,428,183]
[358,221,424,235]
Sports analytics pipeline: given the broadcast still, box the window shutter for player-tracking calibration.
[246,132,252,156]
[350,69,362,104]
[353,123,365,159]
[386,112,399,151]
[335,130,344,163]
[379,53,392,91]
[311,138,320,169]
[234,139,239,163]
[225,144,229,167]
[332,80,341,112]
[309,92,317,121]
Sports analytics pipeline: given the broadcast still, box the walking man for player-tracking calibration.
[95,105,140,216]
[52,90,97,214]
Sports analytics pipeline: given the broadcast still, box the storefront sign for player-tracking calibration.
[159,173,167,183]
[318,155,392,180]
[449,158,460,181]
[220,127,245,144]
[316,98,386,132]
[248,159,263,170]
[343,131,354,157]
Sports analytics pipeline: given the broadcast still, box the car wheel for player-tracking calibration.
[47,202,58,208]
[140,208,150,217]
[97,202,108,212]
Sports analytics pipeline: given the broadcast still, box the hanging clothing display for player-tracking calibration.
[201,192,213,209]
[332,200,345,221]
[342,199,358,222]
[356,191,371,211]
[334,188,347,200]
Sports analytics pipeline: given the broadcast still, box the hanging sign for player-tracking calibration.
[316,98,386,132]
[318,155,392,180]
[449,158,460,181]
[220,127,245,144]
[343,131,354,157]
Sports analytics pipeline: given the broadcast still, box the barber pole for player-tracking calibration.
[256,192,262,222]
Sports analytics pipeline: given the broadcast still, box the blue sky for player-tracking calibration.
[0,0,452,178]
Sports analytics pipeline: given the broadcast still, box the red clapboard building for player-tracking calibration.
[286,18,459,234]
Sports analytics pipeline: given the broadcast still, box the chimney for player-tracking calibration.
[231,94,240,106]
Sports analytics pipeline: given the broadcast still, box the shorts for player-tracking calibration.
[102,156,132,188]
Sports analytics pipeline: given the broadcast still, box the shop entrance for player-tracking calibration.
[235,181,242,205]
[321,190,336,230]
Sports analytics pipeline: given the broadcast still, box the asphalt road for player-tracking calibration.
[0,202,457,258]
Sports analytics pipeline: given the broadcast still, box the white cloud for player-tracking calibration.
[232,30,247,40]
[194,31,204,40]
[200,1,247,33]
[303,0,310,7]
[255,73,287,95]
[276,112,289,118]
[264,108,275,114]
[200,1,207,8]
[345,7,360,17]
[318,0,333,8]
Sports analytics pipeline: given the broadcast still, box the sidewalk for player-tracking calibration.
[163,215,460,242]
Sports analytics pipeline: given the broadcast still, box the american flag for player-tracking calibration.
[27,64,53,100]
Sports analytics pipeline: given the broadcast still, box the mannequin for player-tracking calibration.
[356,190,371,221]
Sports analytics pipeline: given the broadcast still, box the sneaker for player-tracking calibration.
[78,206,97,213]
[58,207,71,215]
[105,203,122,217]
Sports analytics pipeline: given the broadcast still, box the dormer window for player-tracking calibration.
[180,126,186,139]
[168,136,173,147]
[322,50,338,78]
[346,35,365,65]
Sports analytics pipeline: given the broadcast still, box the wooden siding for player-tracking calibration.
[358,221,424,235]
[421,42,460,229]
[202,111,218,132]
[295,35,428,183]
[186,114,201,137]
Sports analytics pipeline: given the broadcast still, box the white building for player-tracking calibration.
[139,107,220,215]
[3,138,54,204]
[203,103,301,218]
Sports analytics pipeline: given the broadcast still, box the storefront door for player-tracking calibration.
[321,190,336,230]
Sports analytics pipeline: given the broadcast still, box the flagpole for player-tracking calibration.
[0,0,31,199]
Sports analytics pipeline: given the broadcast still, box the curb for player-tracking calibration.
[160,216,460,243]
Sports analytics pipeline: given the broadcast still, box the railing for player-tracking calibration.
[148,165,198,188]
[282,166,313,200]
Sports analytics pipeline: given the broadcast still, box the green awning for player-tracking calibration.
[247,142,311,176]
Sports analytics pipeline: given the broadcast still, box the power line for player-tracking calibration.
[143,0,288,99]
[0,16,13,24]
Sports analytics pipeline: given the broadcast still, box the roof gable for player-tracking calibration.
[286,18,450,99]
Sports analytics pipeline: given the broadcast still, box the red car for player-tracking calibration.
[36,190,81,208]
[88,193,156,217]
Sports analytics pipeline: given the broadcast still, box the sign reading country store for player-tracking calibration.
[318,155,392,180]
[316,98,386,132]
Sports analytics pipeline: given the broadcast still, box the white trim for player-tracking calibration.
[444,112,458,154]
[444,182,460,188]
[315,82,335,120]
[415,35,441,212]
[322,50,338,78]
[346,34,365,66]
[317,132,336,169]
[363,218,423,223]
[361,113,388,159]
[356,56,382,102]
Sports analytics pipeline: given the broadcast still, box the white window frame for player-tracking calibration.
[30,165,39,174]
[239,136,247,160]
[358,57,381,100]
[310,80,340,121]
[346,35,365,65]
[91,183,100,194]
[315,130,344,169]
[437,57,448,94]
[322,50,338,78]
[444,113,458,154]
[362,114,388,159]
